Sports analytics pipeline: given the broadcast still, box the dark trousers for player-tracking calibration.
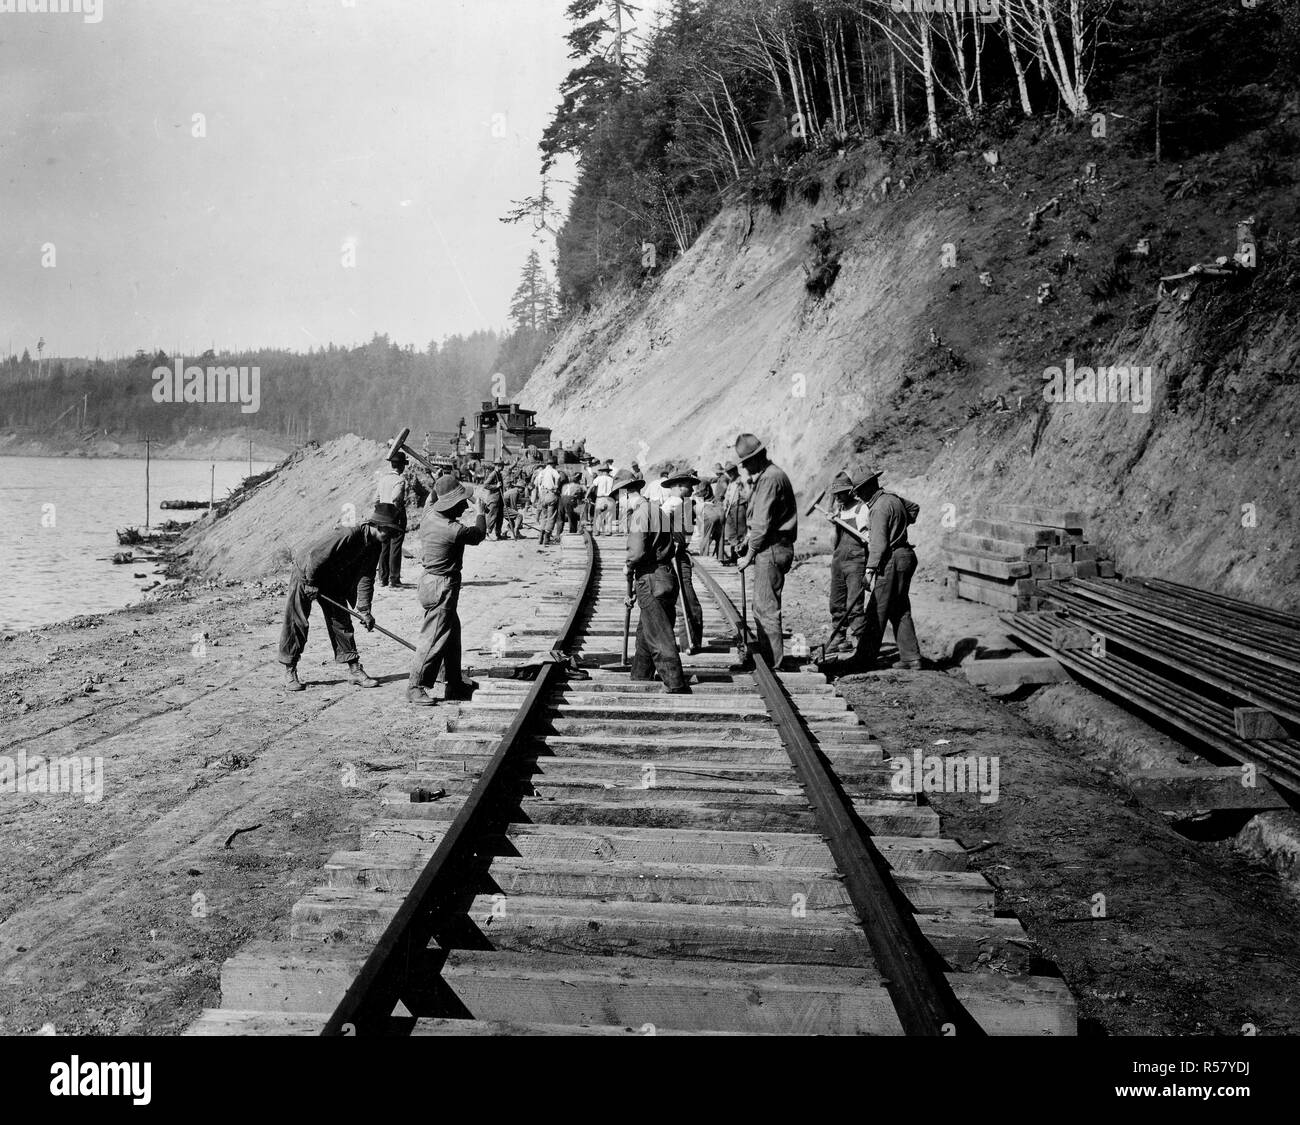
[857,547,921,666]
[698,509,721,558]
[674,553,704,650]
[537,497,558,542]
[278,572,358,666]
[485,495,503,539]
[750,541,794,666]
[378,529,405,585]
[554,497,578,537]
[409,572,465,688]
[630,566,685,690]
[829,545,868,648]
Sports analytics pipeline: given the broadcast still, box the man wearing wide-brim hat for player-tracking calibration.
[375,450,410,589]
[855,469,923,671]
[278,503,402,691]
[826,468,871,659]
[406,475,487,706]
[614,467,689,692]
[482,457,506,541]
[719,460,747,566]
[734,433,799,670]
[661,465,705,654]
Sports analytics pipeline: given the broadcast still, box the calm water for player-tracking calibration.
[0,456,274,632]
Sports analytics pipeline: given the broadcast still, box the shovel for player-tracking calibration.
[609,571,635,672]
[317,592,416,652]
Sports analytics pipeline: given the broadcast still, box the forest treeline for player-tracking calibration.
[529,0,1300,307]
[0,331,538,445]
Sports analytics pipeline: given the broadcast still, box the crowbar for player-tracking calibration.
[317,592,416,652]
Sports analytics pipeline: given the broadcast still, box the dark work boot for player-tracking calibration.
[285,663,305,692]
[348,661,378,688]
[406,684,437,707]
[443,678,479,701]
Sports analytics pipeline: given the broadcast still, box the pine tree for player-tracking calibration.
[509,250,556,332]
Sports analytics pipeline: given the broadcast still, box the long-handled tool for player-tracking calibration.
[673,554,700,654]
[386,426,445,478]
[611,570,635,672]
[737,565,750,661]
[815,571,878,663]
[317,592,416,652]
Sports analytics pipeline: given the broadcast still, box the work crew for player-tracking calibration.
[857,471,923,671]
[735,433,798,670]
[662,465,705,655]
[279,503,401,691]
[534,454,562,548]
[720,461,748,566]
[407,475,487,706]
[589,463,615,534]
[374,451,409,588]
[826,470,869,659]
[482,458,505,540]
[617,468,689,693]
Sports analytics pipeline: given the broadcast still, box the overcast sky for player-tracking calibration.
[0,0,632,360]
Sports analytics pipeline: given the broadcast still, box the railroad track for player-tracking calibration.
[189,532,1076,1036]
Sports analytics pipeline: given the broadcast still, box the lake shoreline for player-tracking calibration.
[0,429,292,463]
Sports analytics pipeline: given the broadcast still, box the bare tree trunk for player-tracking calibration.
[1004,2,1034,116]
[921,19,939,139]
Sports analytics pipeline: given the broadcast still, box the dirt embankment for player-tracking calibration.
[176,434,393,582]
[522,123,1299,610]
[0,428,291,463]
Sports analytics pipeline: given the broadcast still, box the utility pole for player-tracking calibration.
[210,465,215,512]
[145,436,151,529]
[249,436,253,477]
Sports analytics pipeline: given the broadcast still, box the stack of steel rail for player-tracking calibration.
[1002,576,1300,793]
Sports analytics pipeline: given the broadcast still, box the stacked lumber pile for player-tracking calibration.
[1002,576,1300,795]
[945,504,1115,611]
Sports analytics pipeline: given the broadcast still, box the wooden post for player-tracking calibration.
[145,437,151,529]
[248,437,253,477]
[210,464,215,511]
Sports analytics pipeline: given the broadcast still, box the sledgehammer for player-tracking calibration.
[387,427,441,476]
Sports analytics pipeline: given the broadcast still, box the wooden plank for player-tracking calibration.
[999,504,1085,531]
[1127,766,1288,815]
[957,572,1036,596]
[1073,560,1099,578]
[1049,562,1075,579]
[1234,707,1288,740]
[969,518,1055,546]
[964,657,1068,686]
[951,532,1034,559]
[954,575,1031,612]
[1097,559,1117,578]
[944,549,1031,580]
[1072,543,1099,562]
[1049,625,1092,651]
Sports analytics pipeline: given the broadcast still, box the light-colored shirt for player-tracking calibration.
[593,472,615,498]
[374,468,406,507]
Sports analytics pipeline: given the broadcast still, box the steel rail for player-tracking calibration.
[1002,612,1300,793]
[321,530,596,1035]
[693,559,985,1037]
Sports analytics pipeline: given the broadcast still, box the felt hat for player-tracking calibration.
[369,502,403,531]
[611,468,645,492]
[723,461,738,474]
[431,476,472,513]
[831,470,855,496]
[734,433,766,464]
[662,464,701,488]
[388,451,408,467]
[853,467,882,492]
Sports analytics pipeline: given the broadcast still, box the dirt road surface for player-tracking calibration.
[0,536,557,1035]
